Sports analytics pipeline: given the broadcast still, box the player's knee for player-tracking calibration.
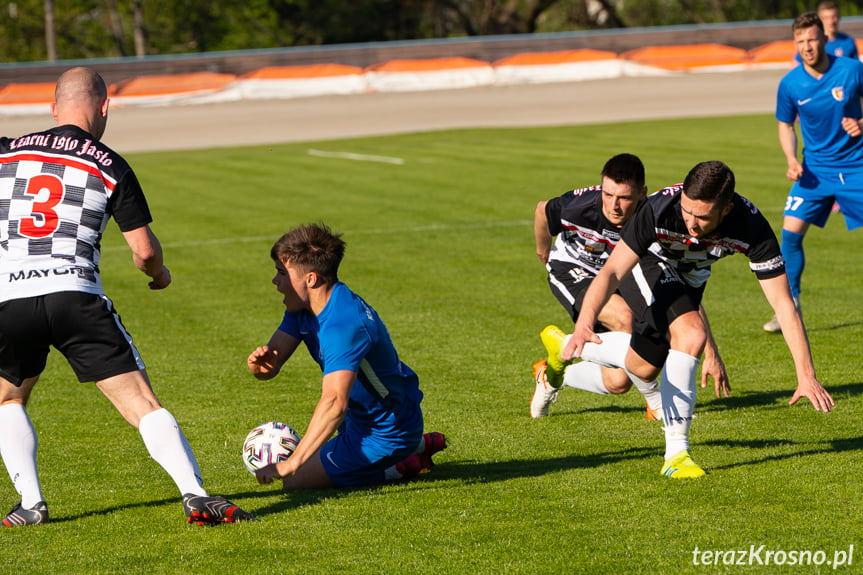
[602,368,632,394]
[669,313,707,357]
[602,314,631,333]
[598,298,633,333]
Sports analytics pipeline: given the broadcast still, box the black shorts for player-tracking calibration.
[546,260,608,333]
[617,255,705,368]
[0,292,144,387]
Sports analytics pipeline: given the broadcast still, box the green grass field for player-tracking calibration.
[2,115,861,574]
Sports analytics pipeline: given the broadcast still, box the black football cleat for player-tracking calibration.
[182,494,255,525]
[3,501,49,527]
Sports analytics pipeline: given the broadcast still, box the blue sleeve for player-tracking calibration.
[278,311,301,339]
[319,317,372,376]
[775,78,797,124]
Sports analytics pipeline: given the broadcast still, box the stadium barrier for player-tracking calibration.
[747,40,797,69]
[620,44,749,72]
[0,41,811,115]
[493,49,622,84]
[233,64,367,99]
[364,57,496,92]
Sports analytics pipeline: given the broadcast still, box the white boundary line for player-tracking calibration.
[307,148,405,165]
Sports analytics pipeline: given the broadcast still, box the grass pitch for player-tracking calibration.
[2,115,861,574]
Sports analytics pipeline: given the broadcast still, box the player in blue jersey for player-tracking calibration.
[247,223,446,489]
[549,161,833,479]
[795,2,859,63]
[764,11,863,333]
[531,154,728,419]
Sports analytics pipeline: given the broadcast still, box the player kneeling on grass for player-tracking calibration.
[247,223,446,489]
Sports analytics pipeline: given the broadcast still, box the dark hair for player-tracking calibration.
[817,1,839,13]
[682,161,735,207]
[793,11,825,34]
[600,153,645,190]
[270,223,345,285]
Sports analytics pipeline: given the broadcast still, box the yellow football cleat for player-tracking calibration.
[660,450,706,479]
[539,325,570,388]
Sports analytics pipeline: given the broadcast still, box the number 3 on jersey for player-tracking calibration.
[19,174,63,238]
[784,195,804,212]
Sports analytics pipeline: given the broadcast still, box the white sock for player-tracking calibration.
[660,350,700,460]
[565,332,662,409]
[384,464,402,481]
[138,408,206,496]
[413,436,425,455]
[624,368,662,414]
[563,361,609,394]
[384,436,426,482]
[0,404,45,508]
[577,332,632,368]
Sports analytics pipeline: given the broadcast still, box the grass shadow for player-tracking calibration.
[55,433,860,522]
[806,320,863,332]
[696,381,863,412]
[702,434,863,470]
[244,444,664,517]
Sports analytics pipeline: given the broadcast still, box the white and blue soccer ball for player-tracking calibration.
[242,421,301,475]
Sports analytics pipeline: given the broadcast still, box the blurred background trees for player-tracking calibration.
[2,0,860,63]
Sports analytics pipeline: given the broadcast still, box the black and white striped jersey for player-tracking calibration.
[545,186,632,277]
[622,184,785,288]
[0,125,152,301]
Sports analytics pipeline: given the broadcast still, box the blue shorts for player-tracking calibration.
[784,163,863,230]
[319,422,422,487]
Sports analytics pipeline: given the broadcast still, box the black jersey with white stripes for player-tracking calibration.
[621,184,785,288]
[546,186,639,277]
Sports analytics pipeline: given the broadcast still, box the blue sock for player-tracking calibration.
[781,229,805,298]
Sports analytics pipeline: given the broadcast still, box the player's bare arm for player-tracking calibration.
[566,240,640,361]
[758,275,834,412]
[121,225,171,290]
[534,200,553,264]
[247,331,300,380]
[777,121,803,182]
[255,369,353,484]
[698,305,730,397]
[840,116,863,137]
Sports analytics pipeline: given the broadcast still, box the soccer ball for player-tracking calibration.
[241,421,301,475]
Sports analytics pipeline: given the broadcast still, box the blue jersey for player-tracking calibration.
[777,55,863,168]
[828,32,859,60]
[795,31,859,62]
[278,281,423,437]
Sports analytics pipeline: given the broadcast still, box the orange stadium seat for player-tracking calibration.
[365,57,490,72]
[241,64,364,79]
[492,49,617,67]
[0,82,55,105]
[621,44,748,71]
[111,72,236,97]
[748,40,796,66]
